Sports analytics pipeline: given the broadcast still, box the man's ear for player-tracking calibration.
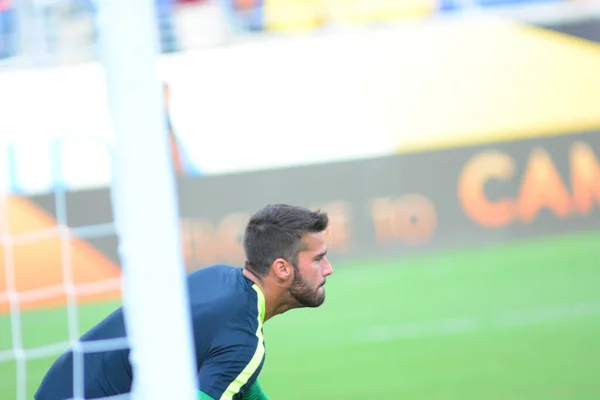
[271,258,293,281]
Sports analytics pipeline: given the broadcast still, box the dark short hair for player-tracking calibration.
[243,204,329,276]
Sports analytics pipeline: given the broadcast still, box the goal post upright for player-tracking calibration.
[94,1,197,400]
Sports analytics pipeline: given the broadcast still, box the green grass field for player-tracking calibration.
[2,231,600,399]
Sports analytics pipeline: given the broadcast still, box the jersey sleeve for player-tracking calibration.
[198,324,265,400]
[198,284,266,400]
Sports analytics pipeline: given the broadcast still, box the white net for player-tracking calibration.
[0,193,126,399]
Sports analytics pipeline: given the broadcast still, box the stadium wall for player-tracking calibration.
[3,128,597,310]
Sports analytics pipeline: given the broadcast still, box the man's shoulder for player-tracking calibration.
[187,265,261,325]
[187,264,242,289]
[188,263,239,278]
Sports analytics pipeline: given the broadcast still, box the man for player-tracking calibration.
[35,204,334,400]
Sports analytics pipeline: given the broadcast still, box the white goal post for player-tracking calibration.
[95,0,197,399]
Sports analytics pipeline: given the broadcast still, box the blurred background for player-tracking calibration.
[1,0,600,399]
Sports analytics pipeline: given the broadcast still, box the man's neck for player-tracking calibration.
[242,268,297,322]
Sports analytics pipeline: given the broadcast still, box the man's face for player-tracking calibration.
[288,231,333,308]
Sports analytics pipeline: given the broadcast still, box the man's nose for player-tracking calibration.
[322,257,333,277]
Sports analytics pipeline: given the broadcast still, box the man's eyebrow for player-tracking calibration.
[314,250,328,259]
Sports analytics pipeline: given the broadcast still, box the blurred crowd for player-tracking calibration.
[0,0,500,64]
[0,0,224,63]
[0,0,589,65]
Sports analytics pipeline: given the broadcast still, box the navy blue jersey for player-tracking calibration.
[35,265,266,400]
